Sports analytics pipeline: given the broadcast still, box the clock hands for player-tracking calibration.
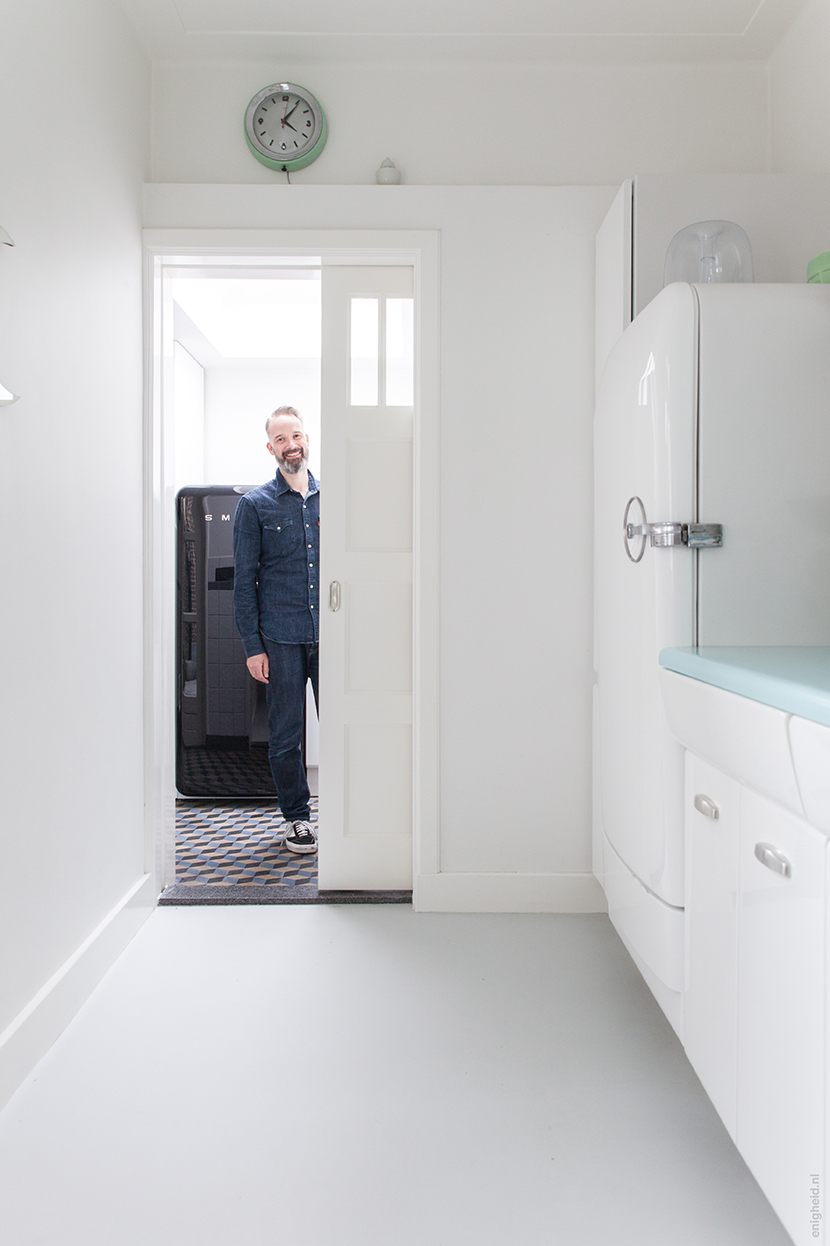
[281,99,301,133]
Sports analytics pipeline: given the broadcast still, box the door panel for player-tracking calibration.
[319,266,415,889]
[346,724,412,839]
[346,582,412,694]
[683,752,741,1139]
[736,788,826,1246]
[346,441,413,550]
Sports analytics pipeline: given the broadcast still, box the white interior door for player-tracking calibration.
[318,266,415,890]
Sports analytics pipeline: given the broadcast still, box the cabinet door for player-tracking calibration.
[683,752,741,1138]
[737,788,826,1246]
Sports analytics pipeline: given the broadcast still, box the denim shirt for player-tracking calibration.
[232,470,320,655]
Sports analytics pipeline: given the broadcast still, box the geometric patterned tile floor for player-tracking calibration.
[174,799,318,886]
[164,798,410,906]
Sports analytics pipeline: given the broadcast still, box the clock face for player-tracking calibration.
[244,83,327,172]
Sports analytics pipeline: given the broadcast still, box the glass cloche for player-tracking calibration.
[664,220,754,286]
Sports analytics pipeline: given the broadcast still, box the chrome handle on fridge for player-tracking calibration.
[329,580,341,612]
[754,842,792,878]
[624,497,722,562]
[694,793,719,820]
[623,496,649,562]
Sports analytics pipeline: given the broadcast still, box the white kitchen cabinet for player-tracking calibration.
[683,753,741,1139]
[683,753,827,1246]
[736,787,826,1246]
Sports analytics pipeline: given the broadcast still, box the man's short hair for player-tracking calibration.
[265,406,304,436]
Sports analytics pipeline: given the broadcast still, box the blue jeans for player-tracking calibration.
[263,639,319,823]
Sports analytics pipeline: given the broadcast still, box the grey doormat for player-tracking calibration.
[158,884,412,906]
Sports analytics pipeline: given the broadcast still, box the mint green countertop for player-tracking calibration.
[658,647,830,728]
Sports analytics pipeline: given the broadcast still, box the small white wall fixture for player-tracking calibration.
[0,225,19,405]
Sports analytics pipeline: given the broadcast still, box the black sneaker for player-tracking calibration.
[283,820,318,855]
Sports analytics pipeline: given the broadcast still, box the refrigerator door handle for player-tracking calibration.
[623,496,649,562]
[648,521,686,547]
[624,498,722,560]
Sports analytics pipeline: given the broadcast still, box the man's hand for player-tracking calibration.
[246,653,269,683]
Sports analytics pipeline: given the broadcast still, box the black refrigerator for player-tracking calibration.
[176,486,278,798]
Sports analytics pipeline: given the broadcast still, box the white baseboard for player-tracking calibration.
[0,874,155,1112]
[413,871,607,913]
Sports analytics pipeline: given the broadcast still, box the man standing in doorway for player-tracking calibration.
[233,406,319,854]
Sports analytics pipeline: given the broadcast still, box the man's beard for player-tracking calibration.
[279,444,308,475]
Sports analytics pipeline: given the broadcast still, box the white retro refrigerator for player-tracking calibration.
[594,282,830,1030]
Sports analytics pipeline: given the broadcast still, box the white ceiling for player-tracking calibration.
[177,0,769,37]
[117,0,809,63]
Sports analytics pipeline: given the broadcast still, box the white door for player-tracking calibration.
[318,266,415,890]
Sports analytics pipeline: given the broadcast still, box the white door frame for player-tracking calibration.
[141,228,440,901]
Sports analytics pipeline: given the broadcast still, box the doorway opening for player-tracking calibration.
[144,235,439,906]
[168,260,321,896]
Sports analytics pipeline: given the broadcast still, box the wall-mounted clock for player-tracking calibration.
[244,83,328,173]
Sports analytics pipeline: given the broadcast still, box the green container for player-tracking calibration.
[807,250,830,283]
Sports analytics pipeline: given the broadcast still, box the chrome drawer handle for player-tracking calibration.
[329,580,341,612]
[754,842,792,879]
[694,793,719,820]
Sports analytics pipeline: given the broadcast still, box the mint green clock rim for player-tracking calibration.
[245,115,327,172]
[807,249,830,283]
[244,85,328,173]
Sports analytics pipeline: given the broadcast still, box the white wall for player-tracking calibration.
[633,172,830,313]
[770,0,830,173]
[151,59,770,186]
[173,343,206,490]
[204,361,321,485]
[145,184,613,888]
[0,0,150,1087]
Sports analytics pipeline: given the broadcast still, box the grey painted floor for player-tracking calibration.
[0,907,791,1246]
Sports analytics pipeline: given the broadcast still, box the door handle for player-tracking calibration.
[329,580,341,612]
[694,793,719,820]
[754,842,792,878]
[623,496,722,562]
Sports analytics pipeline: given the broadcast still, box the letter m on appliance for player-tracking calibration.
[222,514,230,521]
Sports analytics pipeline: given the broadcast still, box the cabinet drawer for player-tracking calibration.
[737,788,827,1246]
